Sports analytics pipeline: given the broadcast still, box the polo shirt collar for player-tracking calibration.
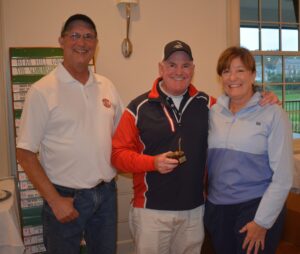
[56,63,97,86]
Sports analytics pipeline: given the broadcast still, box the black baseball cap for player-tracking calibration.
[163,40,193,61]
[61,14,97,36]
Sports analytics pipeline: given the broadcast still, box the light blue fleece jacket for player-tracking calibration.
[207,92,293,229]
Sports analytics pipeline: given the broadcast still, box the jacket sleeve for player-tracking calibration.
[111,109,156,173]
[254,108,293,229]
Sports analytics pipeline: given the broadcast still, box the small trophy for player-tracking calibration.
[167,138,187,164]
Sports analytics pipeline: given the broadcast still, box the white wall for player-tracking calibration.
[2,0,226,104]
[1,0,228,253]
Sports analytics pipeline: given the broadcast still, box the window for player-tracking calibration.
[240,0,300,138]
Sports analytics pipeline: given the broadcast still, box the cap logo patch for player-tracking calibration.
[174,42,183,49]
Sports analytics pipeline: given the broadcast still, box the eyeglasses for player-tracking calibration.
[64,32,97,42]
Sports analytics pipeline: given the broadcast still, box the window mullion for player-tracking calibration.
[259,0,262,50]
[282,55,286,109]
[279,0,282,51]
[298,0,300,50]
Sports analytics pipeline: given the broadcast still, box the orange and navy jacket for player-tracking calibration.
[112,77,216,210]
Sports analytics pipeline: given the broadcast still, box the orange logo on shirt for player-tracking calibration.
[102,98,112,108]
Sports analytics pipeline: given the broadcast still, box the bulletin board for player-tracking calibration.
[9,47,94,254]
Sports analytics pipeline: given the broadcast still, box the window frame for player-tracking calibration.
[228,0,300,152]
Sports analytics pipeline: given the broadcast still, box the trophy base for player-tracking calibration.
[167,151,186,164]
[178,155,186,164]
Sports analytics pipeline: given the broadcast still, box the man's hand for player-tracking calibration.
[154,152,179,174]
[16,148,80,223]
[48,195,79,223]
[259,91,281,106]
[239,220,267,254]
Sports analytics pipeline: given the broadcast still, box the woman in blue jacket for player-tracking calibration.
[204,46,293,254]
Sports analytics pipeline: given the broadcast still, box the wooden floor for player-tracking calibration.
[200,192,300,254]
[200,236,300,254]
[276,241,300,254]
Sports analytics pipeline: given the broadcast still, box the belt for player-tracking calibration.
[53,179,114,193]
[95,179,114,188]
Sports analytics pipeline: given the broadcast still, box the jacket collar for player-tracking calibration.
[217,91,261,113]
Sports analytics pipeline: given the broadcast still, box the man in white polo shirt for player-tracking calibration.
[16,14,123,254]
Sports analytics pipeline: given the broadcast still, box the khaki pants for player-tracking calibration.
[129,205,205,254]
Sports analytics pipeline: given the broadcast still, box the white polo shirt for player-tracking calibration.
[17,63,124,189]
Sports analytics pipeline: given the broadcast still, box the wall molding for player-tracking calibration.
[226,0,240,47]
[0,0,11,177]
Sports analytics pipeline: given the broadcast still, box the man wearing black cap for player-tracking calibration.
[17,14,123,254]
[112,40,213,253]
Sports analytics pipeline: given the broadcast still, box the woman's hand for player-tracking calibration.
[239,220,267,254]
